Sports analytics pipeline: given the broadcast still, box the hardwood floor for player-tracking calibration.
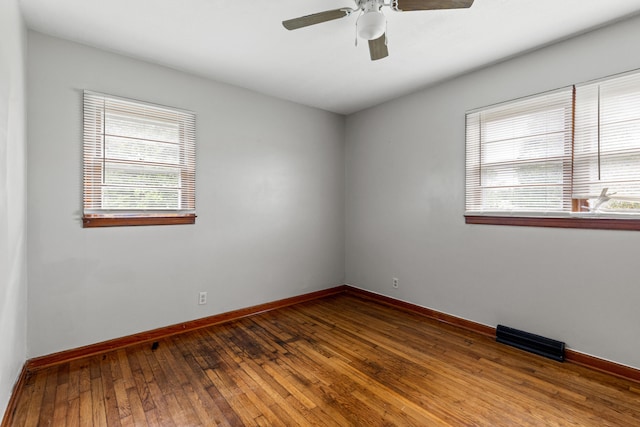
[7,294,640,426]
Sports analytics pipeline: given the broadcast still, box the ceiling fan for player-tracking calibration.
[282,0,475,61]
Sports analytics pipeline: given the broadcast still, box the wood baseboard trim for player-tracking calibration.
[1,363,29,427]
[565,350,640,383]
[26,285,347,371]
[21,283,640,385]
[343,285,640,384]
[344,286,495,337]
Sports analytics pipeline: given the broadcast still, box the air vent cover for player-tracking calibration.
[496,325,565,362]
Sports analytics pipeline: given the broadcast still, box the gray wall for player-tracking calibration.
[346,14,640,369]
[0,0,28,417]
[27,32,345,357]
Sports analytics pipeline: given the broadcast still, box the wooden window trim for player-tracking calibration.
[83,214,196,228]
[465,215,640,231]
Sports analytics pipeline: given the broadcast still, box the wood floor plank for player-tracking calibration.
[206,329,327,426]
[51,382,68,426]
[170,386,203,426]
[35,367,58,426]
[98,355,122,427]
[125,385,149,426]
[8,294,640,426]
[143,379,176,427]
[90,376,108,427]
[23,371,47,427]
[204,381,245,426]
[78,390,92,427]
[205,369,256,425]
[65,361,81,403]
[141,407,161,427]
[111,378,132,421]
[131,366,155,412]
[166,337,236,426]
[235,321,362,426]
[65,398,80,427]
[117,349,136,390]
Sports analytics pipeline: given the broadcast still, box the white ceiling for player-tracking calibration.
[18,0,640,115]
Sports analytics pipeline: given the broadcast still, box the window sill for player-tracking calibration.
[465,215,640,231]
[83,214,196,228]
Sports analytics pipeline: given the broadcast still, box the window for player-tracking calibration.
[465,88,573,215]
[573,72,640,215]
[83,91,196,227]
[465,69,640,231]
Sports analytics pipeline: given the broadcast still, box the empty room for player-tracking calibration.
[2,0,640,425]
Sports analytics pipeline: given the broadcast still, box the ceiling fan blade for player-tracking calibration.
[368,34,389,61]
[392,0,474,12]
[283,9,351,30]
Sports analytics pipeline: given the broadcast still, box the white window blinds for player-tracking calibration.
[573,71,640,213]
[83,91,196,218]
[465,88,574,215]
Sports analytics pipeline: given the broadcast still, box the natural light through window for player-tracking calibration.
[465,88,573,215]
[83,91,196,227]
[465,68,640,230]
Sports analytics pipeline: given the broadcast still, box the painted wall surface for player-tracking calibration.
[0,0,28,417]
[346,15,640,369]
[27,32,345,357]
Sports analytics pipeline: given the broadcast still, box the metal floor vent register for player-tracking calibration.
[496,325,565,362]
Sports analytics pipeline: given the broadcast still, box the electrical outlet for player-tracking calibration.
[198,291,207,305]
[392,278,399,289]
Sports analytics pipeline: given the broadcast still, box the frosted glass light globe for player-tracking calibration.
[358,11,386,40]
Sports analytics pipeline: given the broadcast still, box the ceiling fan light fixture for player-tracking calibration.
[357,11,386,40]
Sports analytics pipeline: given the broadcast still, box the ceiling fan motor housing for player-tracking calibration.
[357,0,386,40]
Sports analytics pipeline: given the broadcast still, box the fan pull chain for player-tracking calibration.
[385,21,388,45]
[354,9,363,47]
